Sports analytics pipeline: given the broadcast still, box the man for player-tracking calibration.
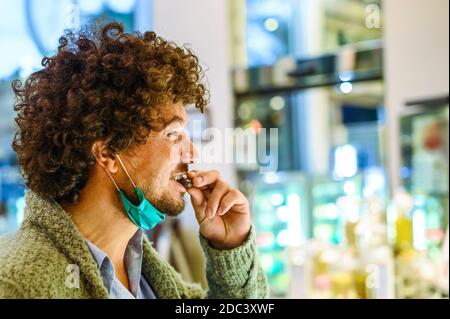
[0,22,267,298]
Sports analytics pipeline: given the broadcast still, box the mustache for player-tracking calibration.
[179,163,189,172]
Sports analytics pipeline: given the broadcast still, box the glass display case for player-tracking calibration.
[233,38,387,297]
[249,171,389,298]
[249,172,310,297]
[234,93,296,173]
[310,174,363,245]
[400,96,449,258]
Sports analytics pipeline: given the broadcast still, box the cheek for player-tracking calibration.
[148,143,180,172]
[140,140,181,173]
[165,143,183,165]
[144,140,171,159]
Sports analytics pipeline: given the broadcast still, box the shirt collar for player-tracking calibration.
[85,228,144,296]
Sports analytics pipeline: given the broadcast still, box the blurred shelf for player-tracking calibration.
[234,68,383,99]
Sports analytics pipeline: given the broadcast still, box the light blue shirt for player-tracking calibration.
[85,229,157,299]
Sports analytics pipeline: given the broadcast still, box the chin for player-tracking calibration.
[152,191,186,217]
[165,197,186,216]
[141,181,186,216]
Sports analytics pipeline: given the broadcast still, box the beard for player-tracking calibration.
[141,183,186,216]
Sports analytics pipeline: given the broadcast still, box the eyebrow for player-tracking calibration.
[162,116,186,129]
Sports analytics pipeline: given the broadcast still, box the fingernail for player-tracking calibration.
[216,208,222,216]
[206,208,212,219]
[194,176,203,185]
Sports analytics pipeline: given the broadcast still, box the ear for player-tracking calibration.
[91,141,118,174]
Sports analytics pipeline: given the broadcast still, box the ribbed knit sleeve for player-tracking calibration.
[199,225,269,299]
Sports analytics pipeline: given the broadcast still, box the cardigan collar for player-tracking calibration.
[22,191,180,299]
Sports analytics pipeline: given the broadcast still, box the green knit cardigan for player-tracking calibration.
[0,192,268,299]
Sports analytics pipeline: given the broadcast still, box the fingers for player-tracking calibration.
[186,186,204,210]
[186,169,249,224]
[188,170,220,188]
[187,170,201,178]
[201,188,212,200]
[186,185,212,214]
[186,187,208,224]
[217,189,244,216]
[205,180,229,219]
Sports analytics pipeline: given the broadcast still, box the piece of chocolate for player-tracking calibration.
[178,176,193,188]
[173,173,193,188]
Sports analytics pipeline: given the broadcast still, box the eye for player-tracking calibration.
[167,131,180,141]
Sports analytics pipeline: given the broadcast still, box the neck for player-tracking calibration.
[63,175,138,266]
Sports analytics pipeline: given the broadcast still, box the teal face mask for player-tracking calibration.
[106,155,165,231]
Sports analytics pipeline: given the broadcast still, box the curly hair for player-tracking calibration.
[12,22,209,204]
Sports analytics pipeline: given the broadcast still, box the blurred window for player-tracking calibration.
[246,0,292,67]
[243,0,382,67]
[0,0,138,80]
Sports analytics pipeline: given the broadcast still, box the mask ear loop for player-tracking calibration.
[116,154,138,189]
[104,168,121,192]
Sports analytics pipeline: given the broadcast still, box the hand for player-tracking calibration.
[186,170,251,250]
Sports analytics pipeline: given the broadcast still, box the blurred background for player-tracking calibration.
[0,0,448,299]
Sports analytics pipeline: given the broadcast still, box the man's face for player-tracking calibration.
[118,102,197,216]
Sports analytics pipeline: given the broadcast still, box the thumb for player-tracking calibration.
[187,187,205,208]
[187,187,206,215]
[186,187,207,223]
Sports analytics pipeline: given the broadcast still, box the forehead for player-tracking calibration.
[150,102,188,129]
